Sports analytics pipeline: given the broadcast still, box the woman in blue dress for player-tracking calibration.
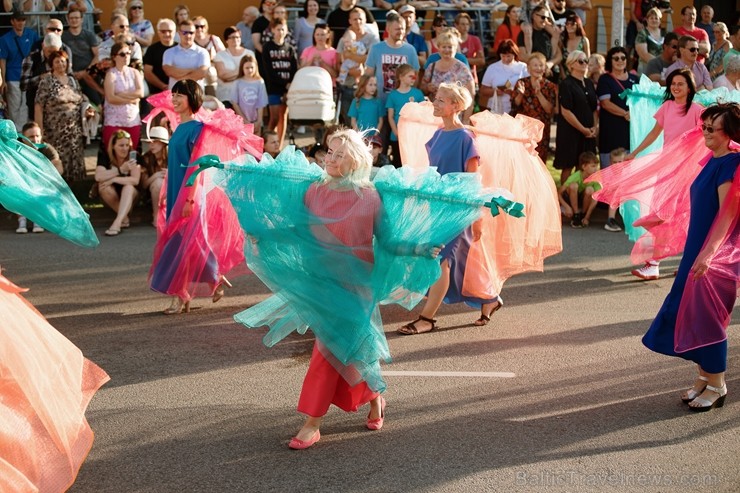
[398,82,503,334]
[643,102,740,412]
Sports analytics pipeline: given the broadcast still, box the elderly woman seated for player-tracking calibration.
[95,129,141,236]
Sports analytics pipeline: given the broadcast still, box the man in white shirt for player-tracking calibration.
[162,19,210,89]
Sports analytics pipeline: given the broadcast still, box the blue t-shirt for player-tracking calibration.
[365,42,420,101]
[424,52,470,69]
[347,96,384,135]
[167,120,203,219]
[0,28,39,81]
[406,32,427,56]
[385,87,425,141]
[425,127,479,174]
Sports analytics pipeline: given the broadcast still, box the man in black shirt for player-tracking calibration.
[143,18,176,95]
[517,5,561,79]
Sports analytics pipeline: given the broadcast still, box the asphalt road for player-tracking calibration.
[1,209,738,493]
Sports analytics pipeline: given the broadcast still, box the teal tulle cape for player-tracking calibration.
[0,120,98,248]
[195,147,523,392]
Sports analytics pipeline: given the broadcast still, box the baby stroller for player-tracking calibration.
[286,66,339,146]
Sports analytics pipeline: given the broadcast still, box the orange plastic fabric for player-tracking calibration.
[0,274,109,493]
[398,103,562,296]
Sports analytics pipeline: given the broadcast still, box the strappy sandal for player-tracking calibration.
[681,376,709,403]
[397,315,437,335]
[473,297,504,326]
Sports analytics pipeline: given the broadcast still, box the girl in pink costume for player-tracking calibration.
[624,68,704,280]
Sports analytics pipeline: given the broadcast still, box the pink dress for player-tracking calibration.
[300,46,339,84]
[296,183,381,417]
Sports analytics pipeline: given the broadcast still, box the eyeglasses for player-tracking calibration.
[228,35,241,40]
[180,30,194,35]
[158,29,172,33]
[575,58,588,64]
[117,51,132,57]
[126,41,135,46]
[130,5,143,9]
[194,24,206,29]
[686,47,699,53]
[118,24,129,29]
[47,27,62,32]
[701,124,723,134]
[534,14,548,19]
[612,55,627,61]
[669,44,678,49]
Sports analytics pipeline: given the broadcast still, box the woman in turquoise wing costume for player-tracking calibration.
[215,127,522,449]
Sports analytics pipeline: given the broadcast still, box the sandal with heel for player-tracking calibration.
[681,376,708,403]
[397,315,437,335]
[212,276,233,303]
[473,297,504,326]
[163,298,190,315]
[688,383,727,412]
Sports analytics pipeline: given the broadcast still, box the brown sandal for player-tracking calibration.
[397,315,437,335]
[473,298,504,326]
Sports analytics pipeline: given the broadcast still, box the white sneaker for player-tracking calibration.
[15,226,28,234]
[32,225,44,233]
[631,262,659,280]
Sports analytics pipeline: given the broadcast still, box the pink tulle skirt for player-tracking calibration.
[0,275,109,493]
[398,103,562,296]
[149,167,248,301]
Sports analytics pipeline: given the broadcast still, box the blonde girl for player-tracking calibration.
[232,54,268,133]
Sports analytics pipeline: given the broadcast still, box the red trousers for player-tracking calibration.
[297,342,378,418]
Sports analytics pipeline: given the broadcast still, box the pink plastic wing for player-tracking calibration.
[675,168,740,353]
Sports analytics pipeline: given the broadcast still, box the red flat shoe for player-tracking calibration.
[366,397,386,430]
[288,429,320,450]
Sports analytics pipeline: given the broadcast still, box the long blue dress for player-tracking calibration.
[426,127,499,307]
[642,153,740,373]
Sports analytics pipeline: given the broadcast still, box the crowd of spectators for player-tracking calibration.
[0,0,739,232]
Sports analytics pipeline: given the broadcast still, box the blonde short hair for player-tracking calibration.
[437,82,473,111]
[325,128,373,187]
[565,50,587,70]
[436,30,459,49]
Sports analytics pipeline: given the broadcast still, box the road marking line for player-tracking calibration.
[384,370,516,378]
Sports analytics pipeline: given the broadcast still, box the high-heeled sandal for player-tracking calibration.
[473,297,504,326]
[163,298,190,315]
[366,396,386,430]
[397,315,437,335]
[681,376,708,403]
[688,383,727,412]
[212,276,233,303]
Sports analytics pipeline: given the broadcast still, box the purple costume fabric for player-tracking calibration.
[425,127,497,306]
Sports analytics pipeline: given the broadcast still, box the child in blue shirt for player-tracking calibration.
[386,64,425,167]
[347,74,384,137]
